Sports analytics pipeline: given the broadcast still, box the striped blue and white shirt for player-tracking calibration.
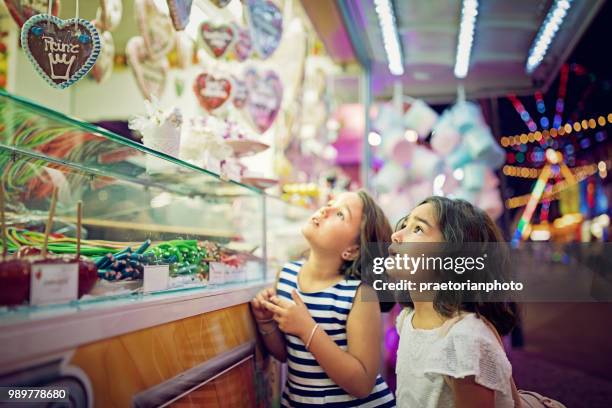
[276,261,396,407]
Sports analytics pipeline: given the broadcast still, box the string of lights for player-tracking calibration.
[502,160,609,179]
[505,161,609,209]
[501,113,612,147]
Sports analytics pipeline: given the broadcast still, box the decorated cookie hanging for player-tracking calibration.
[246,0,282,59]
[95,0,122,31]
[200,22,234,59]
[166,0,193,31]
[135,0,174,59]
[229,24,252,62]
[21,14,101,89]
[127,36,169,100]
[193,72,232,112]
[245,68,283,133]
[4,0,60,28]
[90,21,114,83]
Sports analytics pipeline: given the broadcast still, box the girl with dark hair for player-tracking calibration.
[251,191,396,407]
[392,196,518,408]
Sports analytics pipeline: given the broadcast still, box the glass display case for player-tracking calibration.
[0,88,309,312]
[0,90,310,406]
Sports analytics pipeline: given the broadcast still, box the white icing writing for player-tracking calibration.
[201,79,229,99]
[202,28,233,51]
[42,35,79,80]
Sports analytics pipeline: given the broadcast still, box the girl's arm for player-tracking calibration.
[252,287,288,362]
[264,285,382,398]
[257,319,288,362]
[448,376,495,408]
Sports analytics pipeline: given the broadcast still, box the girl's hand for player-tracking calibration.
[263,290,316,341]
[251,287,276,321]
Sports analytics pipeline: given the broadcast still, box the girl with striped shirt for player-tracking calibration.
[251,191,396,407]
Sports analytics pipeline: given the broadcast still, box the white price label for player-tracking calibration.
[30,263,79,306]
[143,264,170,292]
[209,262,226,285]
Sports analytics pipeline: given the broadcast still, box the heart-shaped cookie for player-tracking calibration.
[231,76,248,109]
[127,36,168,100]
[21,14,101,89]
[95,0,123,32]
[232,24,252,62]
[200,22,234,58]
[246,0,282,59]
[166,0,192,31]
[135,0,174,59]
[4,0,60,28]
[245,69,283,133]
[90,24,114,83]
[193,72,232,111]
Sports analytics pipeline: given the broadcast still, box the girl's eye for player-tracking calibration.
[337,211,344,219]
[413,225,424,234]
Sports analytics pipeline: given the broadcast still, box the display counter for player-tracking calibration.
[0,90,309,407]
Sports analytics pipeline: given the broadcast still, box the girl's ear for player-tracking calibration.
[341,244,360,261]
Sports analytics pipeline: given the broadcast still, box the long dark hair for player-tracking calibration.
[342,190,393,280]
[398,196,518,336]
[343,190,395,312]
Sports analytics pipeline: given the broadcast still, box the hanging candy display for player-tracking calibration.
[199,22,235,58]
[246,0,283,59]
[21,13,101,89]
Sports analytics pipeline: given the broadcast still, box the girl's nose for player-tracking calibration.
[319,207,329,218]
[391,230,403,243]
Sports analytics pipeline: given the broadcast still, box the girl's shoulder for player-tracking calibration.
[445,313,503,348]
[395,307,414,334]
[279,260,303,277]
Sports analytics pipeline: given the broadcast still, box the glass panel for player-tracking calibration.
[0,89,262,197]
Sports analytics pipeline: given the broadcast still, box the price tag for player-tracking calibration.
[143,264,169,292]
[30,263,78,306]
[209,262,226,285]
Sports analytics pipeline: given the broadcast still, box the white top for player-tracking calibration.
[395,308,515,408]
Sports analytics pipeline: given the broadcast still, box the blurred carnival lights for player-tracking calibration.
[454,0,479,78]
[526,0,573,74]
[373,0,404,76]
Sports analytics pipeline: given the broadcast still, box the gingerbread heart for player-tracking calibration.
[246,0,282,59]
[21,14,101,89]
[90,25,114,83]
[200,22,234,58]
[245,69,283,133]
[4,0,60,28]
[166,0,192,31]
[127,36,168,100]
[232,24,252,62]
[95,0,123,32]
[231,76,248,109]
[135,0,174,59]
[193,73,231,111]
